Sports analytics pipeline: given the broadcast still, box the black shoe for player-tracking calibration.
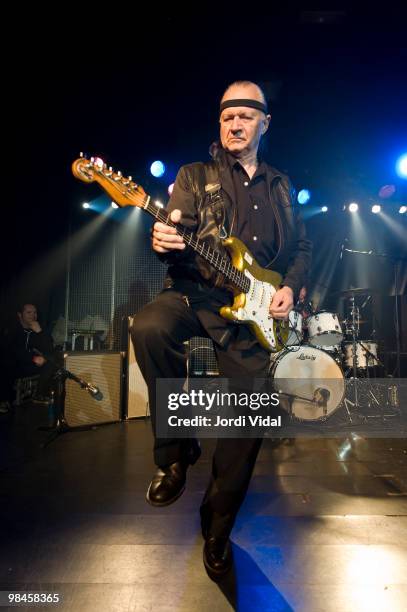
[146,461,188,507]
[203,536,233,578]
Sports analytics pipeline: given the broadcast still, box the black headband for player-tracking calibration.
[220,99,268,114]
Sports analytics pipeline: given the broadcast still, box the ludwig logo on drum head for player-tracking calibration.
[297,353,316,361]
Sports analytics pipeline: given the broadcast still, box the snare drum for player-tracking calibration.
[307,311,343,347]
[343,341,378,369]
[271,345,345,421]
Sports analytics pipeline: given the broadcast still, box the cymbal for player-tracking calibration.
[341,319,370,327]
[341,319,368,325]
[329,288,379,298]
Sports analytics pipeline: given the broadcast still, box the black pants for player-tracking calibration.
[131,288,271,539]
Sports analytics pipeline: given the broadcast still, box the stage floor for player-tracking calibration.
[1,404,407,611]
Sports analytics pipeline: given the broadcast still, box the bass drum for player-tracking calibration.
[271,346,345,421]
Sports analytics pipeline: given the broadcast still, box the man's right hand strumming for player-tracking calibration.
[152,209,185,253]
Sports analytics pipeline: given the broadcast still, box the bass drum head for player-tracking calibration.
[271,346,345,421]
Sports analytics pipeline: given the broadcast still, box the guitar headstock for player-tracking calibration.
[72,154,147,209]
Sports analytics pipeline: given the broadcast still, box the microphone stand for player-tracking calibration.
[366,251,405,378]
[34,351,105,448]
[342,248,406,378]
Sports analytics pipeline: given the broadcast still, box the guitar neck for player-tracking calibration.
[143,197,249,292]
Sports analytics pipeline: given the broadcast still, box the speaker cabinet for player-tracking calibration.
[64,351,123,426]
[127,317,149,418]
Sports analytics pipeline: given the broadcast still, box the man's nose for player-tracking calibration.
[231,116,243,131]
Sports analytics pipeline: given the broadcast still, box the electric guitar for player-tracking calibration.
[72,155,289,352]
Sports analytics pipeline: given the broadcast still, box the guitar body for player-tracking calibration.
[219,237,289,352]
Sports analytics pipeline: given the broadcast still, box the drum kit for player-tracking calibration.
[271,288,399,425]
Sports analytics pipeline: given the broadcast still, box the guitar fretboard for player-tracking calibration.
[143,197,250,293]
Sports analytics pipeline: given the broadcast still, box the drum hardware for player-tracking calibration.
[278,388,330,419]
[331,245,406,377]
[329,287,380,298]
[286,309,304,346]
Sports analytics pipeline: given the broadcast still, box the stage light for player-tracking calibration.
[168,183,174,196]
[297,189,311,205]
[155,200,164,208]
[321,206,328,212]
[399,206,407,214]
[378,184,396,198]
[150,160,165,178]
[111,202,119,209]
[82,202,90,209]
[396,153,407,178]
[371,204,381,214]
[348,203,359,212]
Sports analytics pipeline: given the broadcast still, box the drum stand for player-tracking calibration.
[343,294,385,421]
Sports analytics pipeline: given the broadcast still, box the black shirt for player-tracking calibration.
[226,153,278,268]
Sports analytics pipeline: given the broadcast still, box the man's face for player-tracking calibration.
[219,85,270,157]
[19,304,37,328]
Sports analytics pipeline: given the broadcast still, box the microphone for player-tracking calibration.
[313,387,330,416]
[33,348,103,401]
[86,383,103,402]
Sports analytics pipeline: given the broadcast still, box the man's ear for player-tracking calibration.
[262,114,271,134]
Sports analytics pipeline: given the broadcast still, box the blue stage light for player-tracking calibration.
[297,189,311,205]
[396,154,407,178]
[150,160,165,178]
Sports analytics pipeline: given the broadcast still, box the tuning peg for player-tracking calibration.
[128,175,132,181]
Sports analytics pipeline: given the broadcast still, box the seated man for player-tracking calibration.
[9,303,56,401]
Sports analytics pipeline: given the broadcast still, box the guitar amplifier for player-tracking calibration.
[64,351,123,426]
[127,317,149,418]
[188,337,219,376]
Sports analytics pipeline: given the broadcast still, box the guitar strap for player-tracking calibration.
[197,163,229,239]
